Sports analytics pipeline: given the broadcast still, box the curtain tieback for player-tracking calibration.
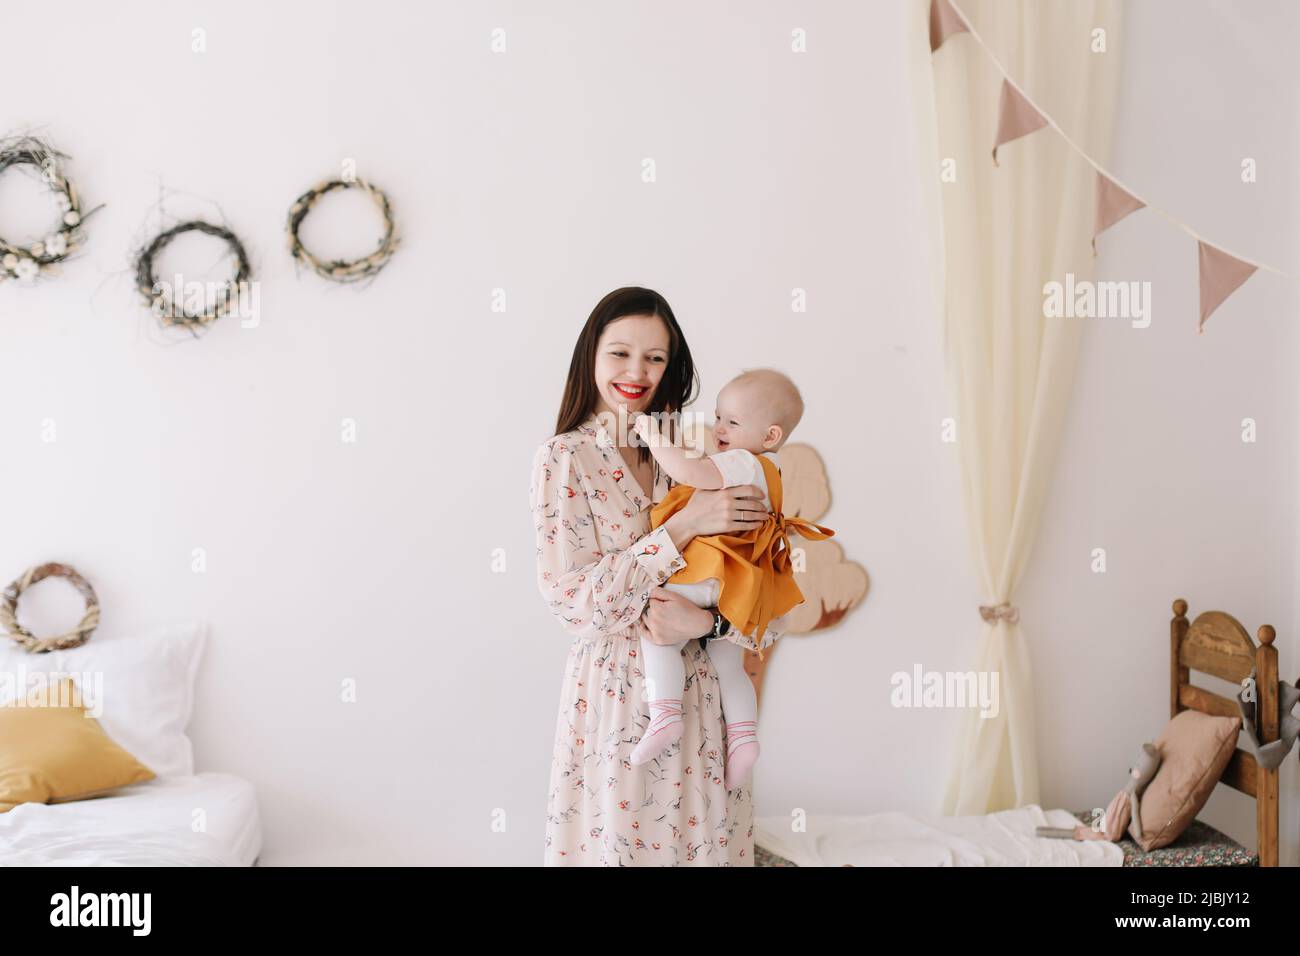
[979,603,1019,624]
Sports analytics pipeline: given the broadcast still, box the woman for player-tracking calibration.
[531,287,782,866]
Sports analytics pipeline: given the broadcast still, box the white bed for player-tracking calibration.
[754,805,1123,867]
[1,620,263,866]
[0,772,261,866]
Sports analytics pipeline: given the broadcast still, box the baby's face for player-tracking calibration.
[712,382,774,453]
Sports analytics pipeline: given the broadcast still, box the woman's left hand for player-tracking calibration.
[643,587,713,645]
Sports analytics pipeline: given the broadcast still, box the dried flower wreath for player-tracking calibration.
[286,177,398,283]
[133,220,252,333]
[0,135,101,284]
[0,562,100,654]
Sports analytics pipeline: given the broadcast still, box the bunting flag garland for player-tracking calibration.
[1092,172,1145,255]
[929,0,969,52]
[1198,241,1258,333]
[931,0,1297,332]
[991,80,1047,167]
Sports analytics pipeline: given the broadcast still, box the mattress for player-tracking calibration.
[0,772,261,866]
[754,805,1124,866]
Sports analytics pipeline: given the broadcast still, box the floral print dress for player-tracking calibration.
[531,412,781,865]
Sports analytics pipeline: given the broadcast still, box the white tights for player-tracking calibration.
[640,631,758,730]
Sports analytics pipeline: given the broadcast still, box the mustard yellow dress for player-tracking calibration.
[649,454,833,660]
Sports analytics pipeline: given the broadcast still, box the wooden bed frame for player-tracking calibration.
[1170,598,1281,866]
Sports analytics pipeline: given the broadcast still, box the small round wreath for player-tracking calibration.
[286,178,399,283]
[134,220,252,331]
[0,136,99,284]
[0,562,100,654]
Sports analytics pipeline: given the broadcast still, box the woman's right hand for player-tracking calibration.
[664,484,767,548]
[641,588,715,646]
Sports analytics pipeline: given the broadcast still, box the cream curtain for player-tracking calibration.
[926,0,1123,813]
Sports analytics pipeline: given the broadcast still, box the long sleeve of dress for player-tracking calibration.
[531,438,687,640]
[722,607,788,653]
[764,612,789,642]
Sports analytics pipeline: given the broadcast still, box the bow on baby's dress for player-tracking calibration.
[727,456,834,654]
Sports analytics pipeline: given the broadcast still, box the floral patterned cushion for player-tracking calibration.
[752,813,1257,867]
[1070,809,1257,867]
[754,844,798,867]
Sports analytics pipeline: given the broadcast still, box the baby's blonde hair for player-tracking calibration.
[726,367,804,439]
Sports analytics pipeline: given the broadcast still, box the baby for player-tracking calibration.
[629,368,833,790]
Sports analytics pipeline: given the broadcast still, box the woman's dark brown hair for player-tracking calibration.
[554,287,699,465]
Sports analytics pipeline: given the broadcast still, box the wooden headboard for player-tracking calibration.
[1170,598,1281,866]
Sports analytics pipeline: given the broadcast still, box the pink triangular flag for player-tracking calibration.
[930,0,969,52]
[992,80,1048,166]
[1198,241,1257,333]
[1092,172,1145,255]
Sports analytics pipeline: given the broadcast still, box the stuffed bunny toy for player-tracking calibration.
[1238,671,1300,770]
[1037,743,1161,842]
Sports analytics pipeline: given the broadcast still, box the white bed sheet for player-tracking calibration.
[0,772,261,866]
[754,805,1124,867]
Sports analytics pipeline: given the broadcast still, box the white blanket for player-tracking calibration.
[0,773,261,866]
[754,805,1124,866]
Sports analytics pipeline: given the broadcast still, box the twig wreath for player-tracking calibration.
[0,135,101,284]
[0,562,100,654]
[133,220,252,333]
[286,177,399,283]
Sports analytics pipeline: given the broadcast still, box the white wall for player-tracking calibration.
[0,0,1294,866]
[1019,0,1300,862]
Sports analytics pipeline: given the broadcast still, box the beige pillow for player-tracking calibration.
[0,677,155,812]
[1131,709,1241,851]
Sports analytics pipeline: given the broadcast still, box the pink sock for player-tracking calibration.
[630,699,684,765]
[724,720,760,790]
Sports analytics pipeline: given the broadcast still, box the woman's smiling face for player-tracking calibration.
[592,314,670,417]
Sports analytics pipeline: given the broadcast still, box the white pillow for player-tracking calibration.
[0,621,206,778]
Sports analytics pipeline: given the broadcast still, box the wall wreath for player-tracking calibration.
[0,135,100,284]
[0,562,100,654]
[133,220,252,333]
[286,177,399,283]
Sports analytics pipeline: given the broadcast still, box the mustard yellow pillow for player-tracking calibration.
[0,677,155,812]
